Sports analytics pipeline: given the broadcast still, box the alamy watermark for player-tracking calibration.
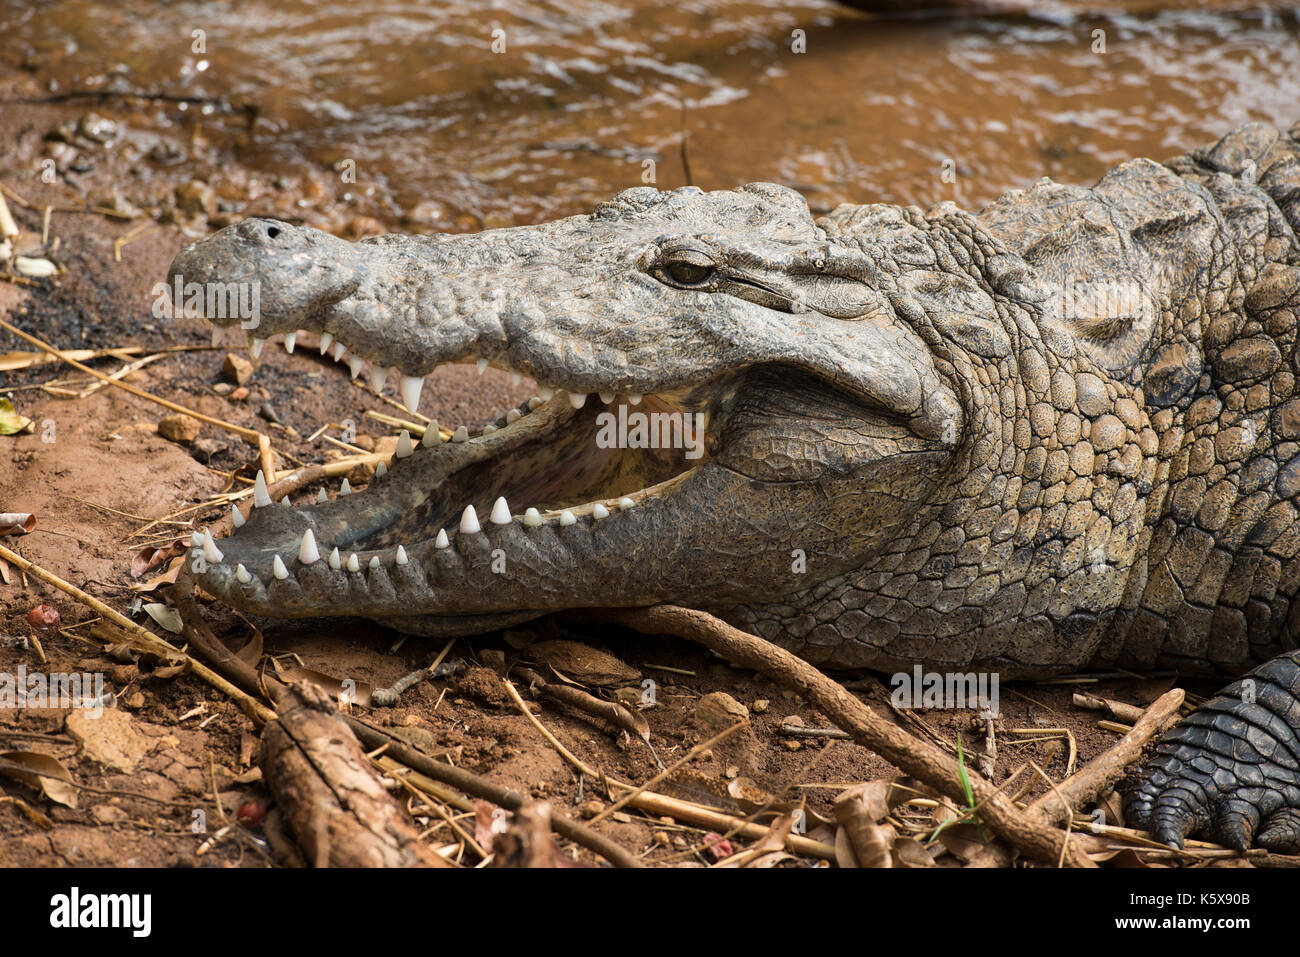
[1046,278,1152,324]
[0,665,108,717]
[151,275,262,329]
[594,405,707,460]
[890,665,999,718]
[49,887,151,937]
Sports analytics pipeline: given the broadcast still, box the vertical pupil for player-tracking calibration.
[670,262,707,283]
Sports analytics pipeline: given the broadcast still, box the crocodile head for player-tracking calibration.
[168,185,974,638]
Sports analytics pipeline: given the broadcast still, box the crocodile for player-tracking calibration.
[169,122,1300,854]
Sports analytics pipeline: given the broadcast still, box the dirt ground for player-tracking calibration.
[0,72,1240,869]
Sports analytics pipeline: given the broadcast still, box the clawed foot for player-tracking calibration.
[1124,654,1300,852]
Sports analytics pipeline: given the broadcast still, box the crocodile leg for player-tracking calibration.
[1124,649,1300,852]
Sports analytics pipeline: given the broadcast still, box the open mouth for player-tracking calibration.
[191,329,724,620]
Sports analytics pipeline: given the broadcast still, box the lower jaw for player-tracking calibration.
[194,454,936,626]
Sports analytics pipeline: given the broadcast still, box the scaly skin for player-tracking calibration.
[169,122,1300,851]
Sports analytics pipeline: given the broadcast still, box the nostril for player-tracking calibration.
[266,225,281,239]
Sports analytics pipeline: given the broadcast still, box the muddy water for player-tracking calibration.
[3,1,1299,227]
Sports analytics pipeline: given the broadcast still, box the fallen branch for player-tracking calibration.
[261,681,448,867]
[0,345,145,372]
[1071,691,1147,724]
[597,605,1094,867]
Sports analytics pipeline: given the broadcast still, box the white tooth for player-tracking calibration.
[249,336,265,359]
[559,510,576,526]
[346,553,360,572]
[298,529,320,564]
[434,529,450,549]
[395,545,409,565]
[460,505,481,534]
[537,387,555,401]
[331,342,346,361]
[319,332,334,354]
[191,531,203,547]
[396,430,414,458]
[476,358,489,375]
[328,547,341,570]
[483,423,498,434]
[568,391,587,409]
[452,425,468,443]
[369,555,381,570]
[253,470,272,508]
[490,497,512,525]
[284,332,297,354]
[236,563,252,584]
[375,461,388,477]
[317,488,328,503]
[627,393,642,405]
[592,503,610,520]
[599,391,614,404]
[506,409,521,424]
[272,555,289,580]
[421,421,441,447]
[370,365,387,391]
[528,397,543,410]
[340,478,352,495]
[231,505,245,529]
[617,496,635,510]
[210,328,223,348]
[202,529,224,563]
[523,508,541,527]
[280,495,291,506]
[511,371,522,386]
[348,355,365,379]
[400,375,424,413]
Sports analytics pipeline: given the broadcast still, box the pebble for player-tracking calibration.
[157,413,200,445]
[221,352,254,385]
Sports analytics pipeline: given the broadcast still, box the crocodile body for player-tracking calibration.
[170,123,1300,852]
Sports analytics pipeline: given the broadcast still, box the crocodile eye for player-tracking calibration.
[664,261,713,285]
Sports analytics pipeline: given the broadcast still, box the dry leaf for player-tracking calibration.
[142,602,184,633]
[475,799,506,854]
[525,639,640,686]
[834,779,896,822]
[130,539,186,578]
[0,513,36,536]
[150,661,188,680]
[0,398,33,436]
[1096,788,1126,829]
[279,665,372,708]
[834,778,907,867]
[0,750,77,808]
[726,776,778,812]
[834,825,861,869]
[892,837,936,868]
[934,817,987,862]
[717,810,796,868]
[234,625,264,667]
[130,555,184,593]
